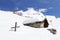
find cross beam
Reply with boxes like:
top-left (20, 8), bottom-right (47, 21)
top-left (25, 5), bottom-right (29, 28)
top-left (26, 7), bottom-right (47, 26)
top-left (11, 22), bottom-right (20, 31)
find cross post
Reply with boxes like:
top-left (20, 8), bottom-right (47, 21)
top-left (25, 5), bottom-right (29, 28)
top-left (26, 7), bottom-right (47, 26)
top-left (11, 22), bottom-right (20, 32)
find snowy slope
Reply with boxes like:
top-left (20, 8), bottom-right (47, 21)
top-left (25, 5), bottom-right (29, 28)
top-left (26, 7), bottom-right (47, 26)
top-left (0, 10), bottom-right (60, 40)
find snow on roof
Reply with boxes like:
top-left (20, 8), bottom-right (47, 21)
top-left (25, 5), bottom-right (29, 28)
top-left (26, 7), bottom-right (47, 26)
top-left (23, 18), bottom-right (40, 24)
top-left (13, 8), bottom-right (46, 23)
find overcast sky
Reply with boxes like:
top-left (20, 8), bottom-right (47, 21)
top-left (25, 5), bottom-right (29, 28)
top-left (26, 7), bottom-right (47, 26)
top-left (0, 0), bottom-right (60, 17)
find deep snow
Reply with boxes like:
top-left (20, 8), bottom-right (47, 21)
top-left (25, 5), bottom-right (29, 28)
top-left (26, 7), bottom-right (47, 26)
top-left (0, 9), bottom-right (60, 40)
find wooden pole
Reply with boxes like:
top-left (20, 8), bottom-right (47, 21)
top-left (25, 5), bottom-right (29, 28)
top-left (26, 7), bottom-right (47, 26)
top-left (14, 22), bottom-right (17, 31)
top-left (11, 22), bottom-right (20, 32)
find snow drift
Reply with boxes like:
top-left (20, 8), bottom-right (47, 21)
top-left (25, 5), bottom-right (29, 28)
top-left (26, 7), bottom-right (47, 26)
top-left (0, 8), bottom-right (60, 40)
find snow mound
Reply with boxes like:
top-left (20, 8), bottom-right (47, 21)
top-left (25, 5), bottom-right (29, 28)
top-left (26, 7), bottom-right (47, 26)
top-left (0, 9), bottom-right (60, 40)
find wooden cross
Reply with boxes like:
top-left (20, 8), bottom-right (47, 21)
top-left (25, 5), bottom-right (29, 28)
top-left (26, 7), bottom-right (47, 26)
top-left (11, 22), bottom-right (20, 31)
